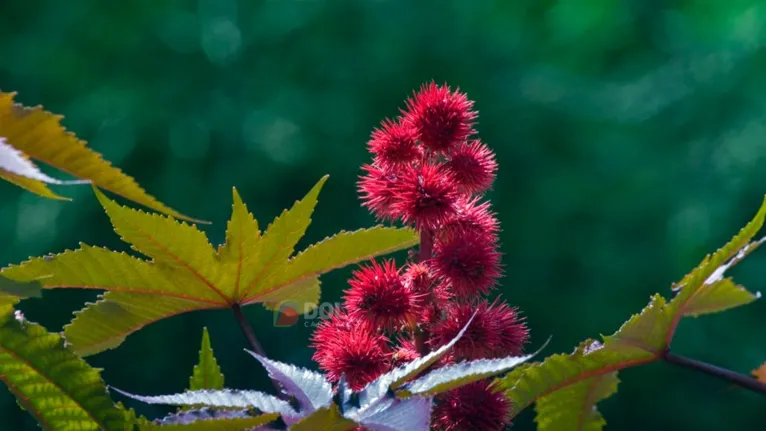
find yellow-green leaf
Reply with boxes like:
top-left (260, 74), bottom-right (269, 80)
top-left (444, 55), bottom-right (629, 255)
top-left (534, 371), bottom-right (619, 431)
top-left (1, 176), bottom-right (418, 356)
top-left (0, 91), bottom-right (197, 220)
top-left (666, 195), bottom-right (766, 322)
top-left (0, 169), bottom-right (67, 200)
top-left (500, 197), bottom-right (766, 423)
top-left (289, 405), bottom-right (358, 431)
top-left (189, 328), bottom-right (225, 391)
top-left (237, 175), bottom-right (329, 300)
top-left (219, 188), bottom-right (261, 298)
top-left (0, 307), bottom-right (131, 430)
top-left (678, 278), bottom-right (760, 317)
top-left (498, 295), bottom-right (666, 418)
top-left (248, 226), bottom-right (420, 305)
top-left (258, 277), bottom-right (321, 313)
top-left (0, 275), bottom-right (42, 308)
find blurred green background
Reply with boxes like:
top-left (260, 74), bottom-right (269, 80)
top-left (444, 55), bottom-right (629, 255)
top-left (1, 0), bottom-right (766, 429)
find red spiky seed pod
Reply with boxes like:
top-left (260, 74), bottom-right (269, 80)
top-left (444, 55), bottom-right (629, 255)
top-left (430, 300), bottom-right (528, 361)
top-left (403, 262), bottom-right (452, 324)
top-left (432, 381), bottom-right (512, 431)
top-left (344, 259), bottom-right (421, 331)
top-left (403, 82), bottom-right (477, 154)
top-left (440, 197), bottom-right (500, 242)
top-left (358, 164), bottom-right (403, 222)
top-left (390, 336), bottom-right (421, 367)
top-left (445, 139), bottom-right (497, 194)
top-left (311, 311), bottom-right (391, 390)
top-left (368, 118), bottom-right (422, 170)
top-left (432, 232), bottom-right (502, 297)
top-left (391, 162), bottom-right (460, 230)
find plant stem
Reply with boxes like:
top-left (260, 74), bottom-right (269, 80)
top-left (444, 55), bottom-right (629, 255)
top-left (232, 304), bottom-right (267, 357)
top-left (418, 229), bottom-right (434, 262)
top-left (663, 350), bottom-right (766, 395)
top-left (231, 304), bottom-right (286, 398)
top-left (413, 229), bottom-right (434, 356)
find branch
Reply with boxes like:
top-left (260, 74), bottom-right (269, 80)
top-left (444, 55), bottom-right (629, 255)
top-left (232, 304), bottom-right (267, 357)
top-left (413, 229), bottom-right (434, 356)
top-left (663, 350), bottom-right (766, 395)
top-left (418, 229), bottom-right (433, 262)
top-left (231, 304), bottom-right (285, 398)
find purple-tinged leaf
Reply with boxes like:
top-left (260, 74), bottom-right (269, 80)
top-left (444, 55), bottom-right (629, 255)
top-left (246, 350), bottom-right (333, 413)
top-left (354, 396), bottom-right (433, 431)
top-left (110, 387), bottom-right (298, 419)
top-left (351, 312), bottom-right (477, 417)
top-left (154, 407), bottom-right (250, 425)
top-left (398, 354), bottom-right (534, 397)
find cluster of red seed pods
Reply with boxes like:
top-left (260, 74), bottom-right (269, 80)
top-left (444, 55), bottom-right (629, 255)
top-left (311, 82), bottom-right (529, 431)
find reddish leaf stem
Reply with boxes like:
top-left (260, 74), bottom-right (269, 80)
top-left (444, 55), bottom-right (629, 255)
top-left (413, 229), bottom-right (434, 356)
top-left (663, 350), bottom-right (766, 395)
top-left (232, 304), bottom-right (267, 357)
top-left (231, 304), bottom-right (286, 398)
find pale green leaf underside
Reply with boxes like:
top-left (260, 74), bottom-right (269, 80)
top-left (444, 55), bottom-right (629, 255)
top-left (535, 372), bottom-right (619, 431)
top-left (1, 176), bottom-right (417, 356)
top-left (0, 307), bottom-right (130, 431)
top-left (189, 328), bottom-right (224, 391)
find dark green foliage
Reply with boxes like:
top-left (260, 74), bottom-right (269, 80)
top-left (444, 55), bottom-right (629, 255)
top-left (0, 305), bottom-right (131, 430)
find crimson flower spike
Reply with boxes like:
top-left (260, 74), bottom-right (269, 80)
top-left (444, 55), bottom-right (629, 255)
top-left (314, 81), bottom-right (531, 430)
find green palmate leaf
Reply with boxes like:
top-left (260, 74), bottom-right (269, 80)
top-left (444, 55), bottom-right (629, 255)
top-left (666, 196), bottom-right (766, 323)
top-left (500, 196), bottom-right (766, 426)
top-left (258, 276), bottom-right (321, 314)
top-left (678, 277), bottom-right (760, 318)
top-left (0, 307), bottom-right (131, 430)
top-left (498, 294), bottom-right (667, 418)
top-left (0, 137), bottom-right (88, 200)
top-left (250, 226), bottom-right (421, 306)
top-left (534, 371), bottom-right (619, 431)
top-left (0, 91), bottom-right (197, 220)
top-left (1, 176), bottom-right (418, 357)
top-left (0, 275), bottom-right (42, 308)
top-left (189, 328), bottom-right (224, 391)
